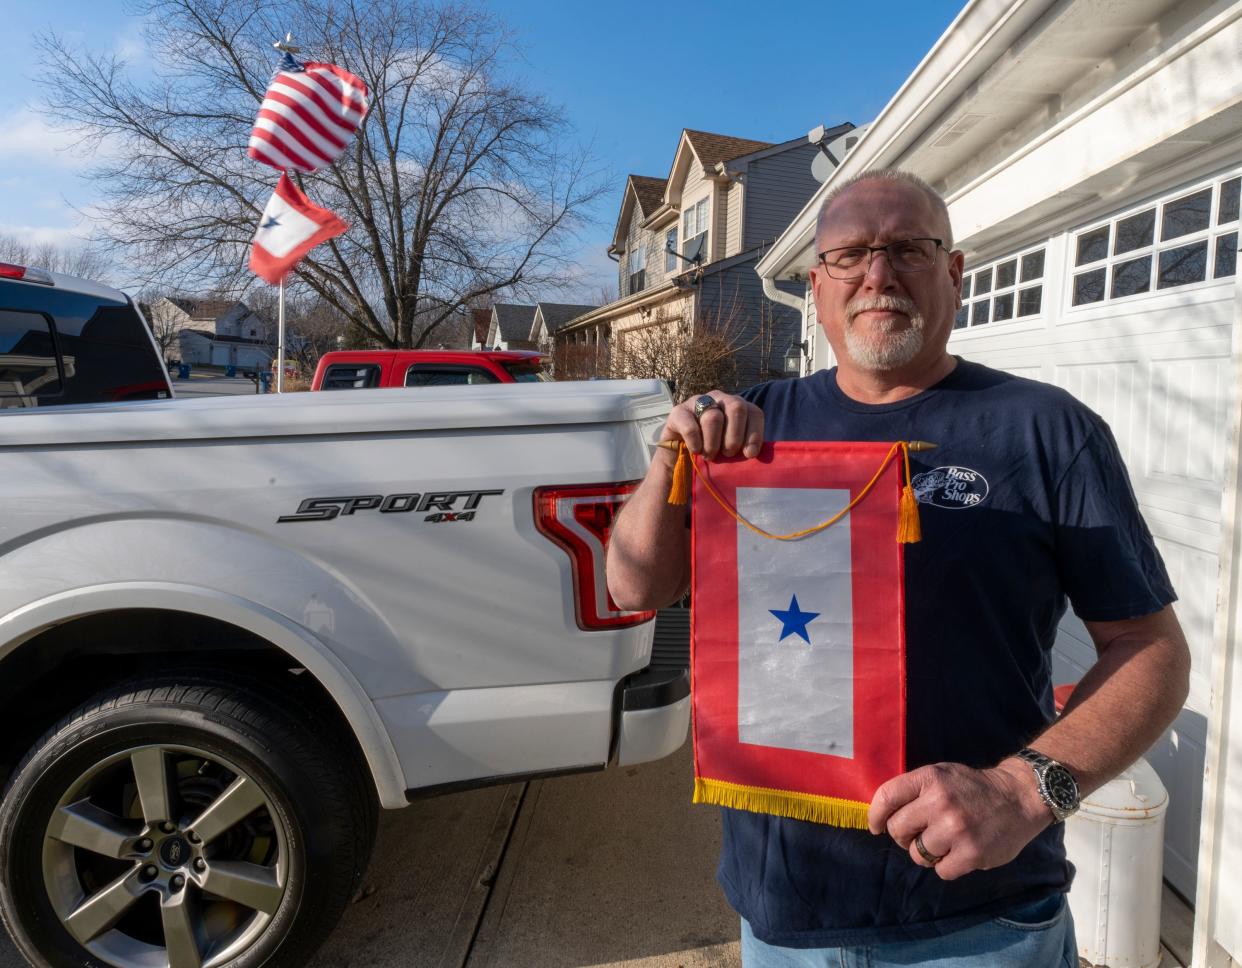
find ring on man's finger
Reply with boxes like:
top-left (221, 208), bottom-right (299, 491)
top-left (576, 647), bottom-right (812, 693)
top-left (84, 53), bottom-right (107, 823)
top-left (914, 833), bottom-right (943, 866)
top-left (693, 395), bottom-right (720, 421)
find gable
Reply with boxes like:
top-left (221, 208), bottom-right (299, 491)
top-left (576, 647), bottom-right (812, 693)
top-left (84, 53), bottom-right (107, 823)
top-left (611, 175), bottom-right (669, 251)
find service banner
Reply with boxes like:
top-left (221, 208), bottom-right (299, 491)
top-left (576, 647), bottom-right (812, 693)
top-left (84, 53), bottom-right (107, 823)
top-left (690, 441), bottom-right (907, 829)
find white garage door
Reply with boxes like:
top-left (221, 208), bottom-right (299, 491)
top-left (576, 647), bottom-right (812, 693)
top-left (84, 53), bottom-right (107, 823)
top-left (947, 167), bottom-right (1241, 899)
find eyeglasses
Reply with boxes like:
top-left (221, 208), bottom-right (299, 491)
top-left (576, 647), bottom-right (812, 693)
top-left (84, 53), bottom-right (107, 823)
top-left (817, 238), bottom-right (946, 280)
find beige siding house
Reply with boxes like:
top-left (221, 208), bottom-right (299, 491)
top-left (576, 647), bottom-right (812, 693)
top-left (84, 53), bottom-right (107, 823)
top-left (148, 297), bottom-right (274, 369)
top-left (557, 126), bottom-right (852, 395)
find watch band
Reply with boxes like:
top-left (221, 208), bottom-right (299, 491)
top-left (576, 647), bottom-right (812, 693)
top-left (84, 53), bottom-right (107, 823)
top-left (1014, 747), bottom-right (1079, 822)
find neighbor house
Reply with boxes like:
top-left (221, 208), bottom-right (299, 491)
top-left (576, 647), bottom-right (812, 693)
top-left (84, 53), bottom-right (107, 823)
top-left (148, 297), bottom-right (274, 369)
top-left (529, 302), bottom-right (599, 355)
top-left (477, 303), bottom-right (537, 351)
top-left (755, 1), bottom-right (1242, 962)
top-left (557, 125), bottom-right (854, 394)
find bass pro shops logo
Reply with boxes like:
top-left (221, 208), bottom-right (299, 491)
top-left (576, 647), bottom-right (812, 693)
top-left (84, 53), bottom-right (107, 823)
top-left (910, 466), bottom-right (989, 509)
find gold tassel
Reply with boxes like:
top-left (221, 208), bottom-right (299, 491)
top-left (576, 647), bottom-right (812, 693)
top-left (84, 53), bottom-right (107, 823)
top-left (898, 484), bottom-right (921, 543)
top-left (667, 443), bottom-right (691, 505)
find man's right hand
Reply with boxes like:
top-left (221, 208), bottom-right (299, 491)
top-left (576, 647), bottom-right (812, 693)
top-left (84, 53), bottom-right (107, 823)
top-left (605, 390), bottom-right (764, 611)
top-left (660, 391), bottom-right (765, 463)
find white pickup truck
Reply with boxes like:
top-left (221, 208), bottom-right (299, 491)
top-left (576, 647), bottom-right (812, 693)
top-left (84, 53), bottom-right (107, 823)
top-left (0, 377), bottom-right (689, 968)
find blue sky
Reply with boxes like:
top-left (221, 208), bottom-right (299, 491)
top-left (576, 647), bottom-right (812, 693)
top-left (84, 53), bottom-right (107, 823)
top-left (1, 0), bottom-right (964, 297)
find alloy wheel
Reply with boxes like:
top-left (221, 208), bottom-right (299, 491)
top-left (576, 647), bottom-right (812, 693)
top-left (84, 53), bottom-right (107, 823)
top-left (40, 743), bottom-right (289, 968)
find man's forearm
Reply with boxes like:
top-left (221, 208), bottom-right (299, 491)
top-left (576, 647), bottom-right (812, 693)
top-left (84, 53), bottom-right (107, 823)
top-left (606, 451), bottom-right (692, 611)
top-left (1018, 606), bottom-right (1190, 796)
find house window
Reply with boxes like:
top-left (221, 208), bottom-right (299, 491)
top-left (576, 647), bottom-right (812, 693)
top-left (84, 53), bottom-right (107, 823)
top-left (1070, 174), bottom-right (1239, 307)
top-left (665, 228), bottom-right (678, 273)
top-left (682, 197), bottom-right (709, 261)
top-left (954, 245), bottom-right (1047, 330)
top-left (628, 242), bottom-right (646, 293)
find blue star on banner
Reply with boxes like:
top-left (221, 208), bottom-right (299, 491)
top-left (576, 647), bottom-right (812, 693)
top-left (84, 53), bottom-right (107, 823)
top-left (261, 215), bottom-right (281, 229)
top-left (769, 594), bottom-right (820, 644)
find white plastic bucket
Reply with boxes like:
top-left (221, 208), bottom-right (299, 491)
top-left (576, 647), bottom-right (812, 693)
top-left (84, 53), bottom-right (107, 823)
top-left (1064, 756), bottom-right (1169, 968)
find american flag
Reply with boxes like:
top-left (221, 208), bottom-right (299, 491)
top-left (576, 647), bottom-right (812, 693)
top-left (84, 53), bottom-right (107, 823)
top-left (248, 61), bottom-right (369, 173)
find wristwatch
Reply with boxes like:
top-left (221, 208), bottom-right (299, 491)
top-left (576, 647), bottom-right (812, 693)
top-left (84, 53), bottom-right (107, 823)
top-left (1013, 748), bottom-right (1080, 822)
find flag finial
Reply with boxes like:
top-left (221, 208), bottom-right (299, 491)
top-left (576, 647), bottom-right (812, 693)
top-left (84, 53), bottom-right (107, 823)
top-left (273, 32), bottom-right (304, 73)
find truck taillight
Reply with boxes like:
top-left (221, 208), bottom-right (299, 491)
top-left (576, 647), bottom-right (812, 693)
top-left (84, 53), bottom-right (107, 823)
top-left (533, 482), bottom-right (656, 631)
top-left (0, 262), bottom-right (54, 285)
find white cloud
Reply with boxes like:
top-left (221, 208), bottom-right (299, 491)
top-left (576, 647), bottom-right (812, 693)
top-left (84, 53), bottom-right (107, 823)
top-left (112, 17), bottom-right (153, 70)
top-left (0, 110), bottom-right (95, 170)
top-left (0, 222), bottom-right (92, 248)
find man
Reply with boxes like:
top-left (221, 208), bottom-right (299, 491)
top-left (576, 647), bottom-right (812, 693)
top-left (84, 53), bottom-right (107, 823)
top-left (606, 170), bottom-right (1190, 966)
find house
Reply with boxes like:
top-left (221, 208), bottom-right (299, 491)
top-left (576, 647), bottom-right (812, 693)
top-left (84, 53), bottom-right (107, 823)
top-left (478, 303), bottom-right (538, 350)
top-left (754, 1), bottom-right (1242, 962)
top-left (148, 297), bottom-right (275, 369)
top-left (557, 125), bottom-right (854, 394)
top-left (528, 302), bottom-right (598, 355)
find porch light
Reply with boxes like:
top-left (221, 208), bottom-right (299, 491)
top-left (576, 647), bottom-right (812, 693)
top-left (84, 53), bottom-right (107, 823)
top-left (784, 340), bottom-right (807, 376)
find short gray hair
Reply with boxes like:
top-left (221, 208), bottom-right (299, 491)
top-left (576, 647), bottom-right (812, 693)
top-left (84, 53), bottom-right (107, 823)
top-left (814, 168), bottom-right (953, 253)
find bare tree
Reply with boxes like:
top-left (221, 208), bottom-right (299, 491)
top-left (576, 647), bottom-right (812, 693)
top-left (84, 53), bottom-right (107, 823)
top-left (0, 233), bottom-right (110, 281)
top-left (608, 304), bottom-right (745, 401)
top-left (38, 0), bottom-right (606, 348)
top-left (552, 337), bottom-right (609, 381)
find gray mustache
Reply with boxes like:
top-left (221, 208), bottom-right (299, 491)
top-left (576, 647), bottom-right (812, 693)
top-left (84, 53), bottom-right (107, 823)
top-left (846, 296), bottom-right (919, 324)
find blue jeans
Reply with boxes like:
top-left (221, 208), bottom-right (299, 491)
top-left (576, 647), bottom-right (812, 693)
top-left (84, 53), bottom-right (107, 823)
top-left (741, 894), bottom-right (1076, 967)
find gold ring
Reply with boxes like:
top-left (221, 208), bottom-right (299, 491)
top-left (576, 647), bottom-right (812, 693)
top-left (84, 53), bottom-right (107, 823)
top-left (914, 833), bottom-right (943, 865)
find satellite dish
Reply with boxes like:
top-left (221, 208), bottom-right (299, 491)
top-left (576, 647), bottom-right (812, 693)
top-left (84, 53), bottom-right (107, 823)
top-left (811, 151), bottom-right (834, 184)
top-left (825, 123), bottom-right (871, 166)
top-left (683, 233), bottom-right (706, 264)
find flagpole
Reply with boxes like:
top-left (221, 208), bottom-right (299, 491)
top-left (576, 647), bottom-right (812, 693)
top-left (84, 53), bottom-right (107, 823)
top-left (277, 277), bottom-right (286, 393)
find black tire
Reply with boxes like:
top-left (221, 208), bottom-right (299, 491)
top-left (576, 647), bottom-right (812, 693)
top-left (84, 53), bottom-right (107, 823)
top-left (0, 672), bottom-right (377, 968)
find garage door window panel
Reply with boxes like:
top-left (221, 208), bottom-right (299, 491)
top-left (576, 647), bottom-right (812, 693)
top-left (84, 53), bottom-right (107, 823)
top-left (957, 245), bottom-right (1046, 330)
top-left (1215, 233), bottom-right (1237, 280)
top-left (993, 292), bottom-right (1014, 321)
top-left (1113, 209), bottom-right (1155, 256)
top-left (1076, 226), bottom-right (1109, 265)
top-left (1073, 268), bottom-right (1106, 306)
top-left (1069, 173), bottom-right (1240, 306)
top-left (1158, 242), bottom-right (1208, 290)
top-left (1220, 178), bottom-right (1239, 224)
top-left (1161, 189), bottom-right (1211, 242)
top-left (1020, 250), bottom-right (1045, 282)
top-left (1018, 286), bottom-right (1043, 317)
top-left (1111, 255), bottom-right (1152, 299)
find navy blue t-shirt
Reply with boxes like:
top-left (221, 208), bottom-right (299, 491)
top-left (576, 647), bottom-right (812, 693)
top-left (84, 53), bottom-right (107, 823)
top-left (718, 359), bottom-right (1176, 947)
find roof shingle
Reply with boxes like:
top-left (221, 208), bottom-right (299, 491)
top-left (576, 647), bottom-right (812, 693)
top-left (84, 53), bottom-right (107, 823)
top-left (536, 302), bottom-right (599, 335)
top-left (492, 303), bottom-right (538, 342)
top-left (629, 175), bottom-right (668, 216)
top-left (683, 130), bottom-right (775, 169)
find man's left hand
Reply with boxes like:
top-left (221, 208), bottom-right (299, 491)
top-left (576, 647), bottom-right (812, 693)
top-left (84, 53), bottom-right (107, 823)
top-left (867, 760), bottom-right (1053, 880)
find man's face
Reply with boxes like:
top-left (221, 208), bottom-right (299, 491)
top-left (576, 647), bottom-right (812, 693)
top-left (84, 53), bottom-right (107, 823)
top-left (808, 180), bottom-right (963, 378)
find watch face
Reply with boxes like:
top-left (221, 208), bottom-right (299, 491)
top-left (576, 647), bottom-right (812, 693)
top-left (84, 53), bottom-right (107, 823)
top-left (1044, 765), bottom-right (1079, 811)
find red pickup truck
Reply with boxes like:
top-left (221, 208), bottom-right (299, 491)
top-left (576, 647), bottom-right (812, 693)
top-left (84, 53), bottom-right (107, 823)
top-left (311, 349), bottom-right (549, 390)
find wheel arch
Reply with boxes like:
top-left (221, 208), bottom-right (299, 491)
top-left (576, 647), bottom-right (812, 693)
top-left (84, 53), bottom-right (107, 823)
top-left (0, 582), bottom-right (408, 807)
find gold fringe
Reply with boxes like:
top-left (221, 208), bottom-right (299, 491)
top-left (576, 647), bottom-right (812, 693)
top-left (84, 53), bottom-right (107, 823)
top-left (667, 443), bottom-right (691, 505)
top-left (898, 484), bottom-right (921, 544)
top-left (693, 776), bottom-right (871, 829)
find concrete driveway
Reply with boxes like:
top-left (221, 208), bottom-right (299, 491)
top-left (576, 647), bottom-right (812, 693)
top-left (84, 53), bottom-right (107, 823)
top-left (0, 744), bottom-right (742, 968)
top-left (169, 372), bottom-right (262, 398)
